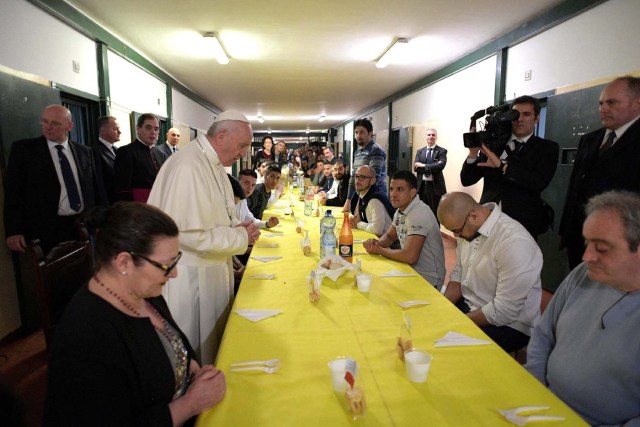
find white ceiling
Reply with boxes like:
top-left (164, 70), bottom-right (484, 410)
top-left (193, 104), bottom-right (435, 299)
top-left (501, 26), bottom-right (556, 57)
top-left (67, 0), bottom-right (566, 133)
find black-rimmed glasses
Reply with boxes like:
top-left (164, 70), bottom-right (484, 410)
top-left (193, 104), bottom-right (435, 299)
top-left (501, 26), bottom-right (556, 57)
top-left (354, 175), bottom-right (375, 181)
top-left (130, 251), bottom-right (182, 276)
top-left (448, 213), bottom-right (470, 236)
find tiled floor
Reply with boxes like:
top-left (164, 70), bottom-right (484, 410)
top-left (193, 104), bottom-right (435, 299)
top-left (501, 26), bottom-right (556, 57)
top-left (0, 233), bottom-right (457, 426)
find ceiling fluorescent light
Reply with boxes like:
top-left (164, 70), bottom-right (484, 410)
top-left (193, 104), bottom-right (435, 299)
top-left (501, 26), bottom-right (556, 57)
top-left (376, 38), bottom-right (409, 69)
top-left (257, 116), bottom-right (265, 123)
top-left (318, 115), bottom-right (326, 122)
top-left (203, 32), bottom-right (230, 65)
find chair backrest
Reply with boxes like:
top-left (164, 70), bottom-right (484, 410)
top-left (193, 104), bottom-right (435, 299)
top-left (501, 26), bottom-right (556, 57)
top-left (28, 239), bottom-right (94, 347)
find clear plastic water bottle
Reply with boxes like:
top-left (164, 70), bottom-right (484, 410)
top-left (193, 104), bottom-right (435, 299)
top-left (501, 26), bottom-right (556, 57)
top-left (304, 188), bottom-right (314, 216)
top-left (320, 210), bottom-right (336, 258)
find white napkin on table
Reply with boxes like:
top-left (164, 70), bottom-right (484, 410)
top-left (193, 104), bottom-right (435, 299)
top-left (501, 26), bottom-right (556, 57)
top-left (234, 309), bottom-right (283, 322)
top-left (380, 270), bottom-right (418, 277)
top-left (353, 238), bottom-right (366, 244)
top-left (251, 256), bottom-right (283, 263)
top-left (247, 274), bottom-right (277, 280)
top-left (397, 300), bottom-right (430, 308)
top-left (435, 331), bottom-right (491, 347)
top-left (256, 243), bottom-right (279, 248)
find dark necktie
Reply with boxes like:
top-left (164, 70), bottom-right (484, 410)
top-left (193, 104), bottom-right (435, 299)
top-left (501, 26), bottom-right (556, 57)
top-left (55, 145), bottom-right (82, 212)
top-left (112, 145), bottom-right (117, 157)
top-left (600, 131), bottom-right (616, 153)
top-left (506, 139), bottom-right (523, 158)
top-left (172, 146), bottom-right (177, 154)
top-left (426, 148), bottom-right (433, 164)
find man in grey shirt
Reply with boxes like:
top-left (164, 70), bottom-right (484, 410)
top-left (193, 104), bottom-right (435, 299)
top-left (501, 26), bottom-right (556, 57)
top-left (363, 170), bottom-right (444, 289)
top-left (525, 190), bottom-right (640, 426)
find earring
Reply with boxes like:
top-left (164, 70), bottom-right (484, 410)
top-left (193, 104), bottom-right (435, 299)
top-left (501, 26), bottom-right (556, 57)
top-left (121, 271), bottom-right (128, 276)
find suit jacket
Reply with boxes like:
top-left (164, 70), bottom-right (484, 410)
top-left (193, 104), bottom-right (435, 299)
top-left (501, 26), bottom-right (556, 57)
top-left (414, 145), bottom-right (447, 196)
top-left (559, 119), bottom-right (640, 239)
top-left (94, 141), bottom-right (117, 205)
top-left (3, 136), bottom-right (106, 247)
top-left (156, 142), bottom-right (175, 160)
top-left (114, 139), bottom-right (166, 201)
top-left (460, 135), bottom-right (559, 236)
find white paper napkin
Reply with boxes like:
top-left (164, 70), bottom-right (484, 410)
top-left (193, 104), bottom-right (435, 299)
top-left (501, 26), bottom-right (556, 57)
top-left (435, 331), bottom-right (491, 347)
top-left (397, 300), bottom-right (430, 308)
top-left (380, 270), bottom-right (418, 277)
top-left (251, 256), bottom-right (283, 263)
top-left (234, 309), bottom-right (282, 322)
top-left (497, 406), bottom-right (565, 426)
top-left (256, 243), bottom-right (279, 248)
top-left (353, 238), bottom-right (366, 244)
top-left (248, 274), bottom-right (277, 280)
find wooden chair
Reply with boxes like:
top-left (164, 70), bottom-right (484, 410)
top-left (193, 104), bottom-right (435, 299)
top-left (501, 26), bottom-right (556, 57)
top-left (28, 239), bottom-right (94, 348)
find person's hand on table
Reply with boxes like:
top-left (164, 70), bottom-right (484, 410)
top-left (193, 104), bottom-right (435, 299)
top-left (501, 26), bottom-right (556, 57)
top-left (363, 238), bottom-right (382, 254)
top-left (239, 221), bottom-right (260, 245)
top-left (266, 217), bottom-right (279, 228)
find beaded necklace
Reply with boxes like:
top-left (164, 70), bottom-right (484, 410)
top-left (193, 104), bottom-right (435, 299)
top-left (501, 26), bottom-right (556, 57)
top-left (94, 274), bottom-right (189, 398)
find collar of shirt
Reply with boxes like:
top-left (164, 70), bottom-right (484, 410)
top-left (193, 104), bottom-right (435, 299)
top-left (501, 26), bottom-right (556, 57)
top-left (508, 132), bottom-right (533, 144)
top-left (426, 144), bottom-right (437, 150)
top-left (611, 114), bottom-right (640, 139)
top-left (98, 137), bottom-right (115, 151)
top-left (47, 139), bottom-right (69, 150)
top-left (477, 202), bottom-right (501, 238)
top-left (398, 194), bottom-right (421, 216)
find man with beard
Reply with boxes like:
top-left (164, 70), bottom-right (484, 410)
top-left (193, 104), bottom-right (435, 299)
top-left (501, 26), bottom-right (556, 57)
top-left (319, 160), bottom-right (349, 207)
top-left (348, 118), bottom-right (387, 201)
top-left (438, 191), bottom-right (542, 353)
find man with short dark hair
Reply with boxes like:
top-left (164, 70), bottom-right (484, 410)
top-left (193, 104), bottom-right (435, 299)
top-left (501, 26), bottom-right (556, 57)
top-left (363, 170), bottom-right (445, 289)
top-left (114, 113), bottom-right (167, 202)
top-left (349, 165), bottom-right (394, 237)
top-left (94, 116), bottom-right (121, 204)
top-left (322, 146), bottom-right (336, 164)
top-left (526, 190), bottom-right (640, 426)
top-left (560, 76), bottom-right (640, 269)
top-left (438, 191), bottom-right (542, 353)
top-left (247, 164), bottom-right (281, 219)
top-left (319, 160), bottom-right (350, 207)
top-left (237, 169), bottom-right (279, 229)
top-left (348, 118), bottom-right (387, 200)
top-left (460, 95), bottom-right (559, 239)
top-left (319, 163), bottom-right (334, 193)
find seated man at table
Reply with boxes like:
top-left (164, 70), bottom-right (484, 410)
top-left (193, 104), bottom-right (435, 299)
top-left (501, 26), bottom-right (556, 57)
top-left (247, 163), bottom-right (281, 219)
top-left (318, 162), bottom-right (334, 193)
top-left (363, 170), bottom-right (445, 289)
top-left (319, 160), bottom-right (350, 207)
top-left (349, 165), bottom-right (394, 237)
top-left (525, 190), bottom-right (640, 426)
top-left (438, 191), bottom-right (542, 353)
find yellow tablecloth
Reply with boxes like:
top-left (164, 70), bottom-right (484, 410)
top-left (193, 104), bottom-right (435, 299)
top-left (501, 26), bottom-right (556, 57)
top-left (197, 198), bottom-right (585, 426)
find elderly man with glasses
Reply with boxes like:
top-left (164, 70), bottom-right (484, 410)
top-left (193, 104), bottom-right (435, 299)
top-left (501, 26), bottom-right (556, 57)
top-left (437, 191), bottom-right (542, 353)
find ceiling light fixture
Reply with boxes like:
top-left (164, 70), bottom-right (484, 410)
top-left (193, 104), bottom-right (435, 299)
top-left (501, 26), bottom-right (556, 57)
top-left (376, 38), bottom-right (409, 69)
top-left (257, 116), bottom-right (265, 123)
top-left (318, 115), bottom-right (326, 122)
top-left (203, 32), bottom-right (230, 65)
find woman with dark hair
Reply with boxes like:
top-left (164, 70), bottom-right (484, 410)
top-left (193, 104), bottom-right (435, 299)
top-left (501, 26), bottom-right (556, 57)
top-left (45, 202), bottom-right (226, 426)
top-left (252, 136), bottom-right (274, 167)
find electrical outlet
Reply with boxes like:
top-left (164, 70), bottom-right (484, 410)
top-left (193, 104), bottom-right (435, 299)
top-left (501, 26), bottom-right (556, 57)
top-left (72, 60), bottom-right (80, 73)
top-left (524, 70), bottom-right (532, 81)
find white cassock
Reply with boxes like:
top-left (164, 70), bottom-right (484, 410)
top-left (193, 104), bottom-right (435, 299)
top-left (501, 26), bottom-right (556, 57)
top-left (148, 134), bottom-right (248, 364)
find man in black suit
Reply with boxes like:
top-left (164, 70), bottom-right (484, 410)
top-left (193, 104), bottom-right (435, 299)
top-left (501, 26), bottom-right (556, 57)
top-left (4, 105), bottom-right (106, 254)
top-left (461, 95), bottom-right (559, 240)
top-left (414, 128), bottom-right (447, 222)
top-left (157, 127), bottom-right (181, 159)
top-left (94, 116), bottom-right (121, 204)
top-left (559, 76), bottom-right (640, 269)
top-left (114, 113), bottom-right (166, 203)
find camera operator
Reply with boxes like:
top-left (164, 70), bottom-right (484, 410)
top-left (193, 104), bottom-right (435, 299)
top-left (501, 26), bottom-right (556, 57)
top-left (460, 95), bottom-right (559, 240)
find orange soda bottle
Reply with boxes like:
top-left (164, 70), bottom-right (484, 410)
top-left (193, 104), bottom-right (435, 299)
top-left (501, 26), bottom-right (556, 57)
top-left (339, 212), bottom-right (353, 262)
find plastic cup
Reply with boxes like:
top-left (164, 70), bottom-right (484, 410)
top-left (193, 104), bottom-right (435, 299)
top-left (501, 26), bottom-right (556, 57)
top-left (356, 274), bottom-right (372, 292)
top-left (404, 349), bottom-right (432, 383)
top-left (327, 357), bottom-right (357, 392)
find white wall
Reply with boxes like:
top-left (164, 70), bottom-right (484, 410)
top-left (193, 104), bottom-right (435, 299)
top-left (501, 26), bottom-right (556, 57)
top-left (506, 0), bottom-right (640, 98)
top-left (171, 88), bottom-right (216, 134)
top-left (392, 56), bottom-right (497, 201)
top-left (0, 0), bottom-right (99, 96)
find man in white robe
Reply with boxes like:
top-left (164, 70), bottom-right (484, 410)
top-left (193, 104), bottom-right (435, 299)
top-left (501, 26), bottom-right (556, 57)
top-left (148, 111), bottom-right (260, 364)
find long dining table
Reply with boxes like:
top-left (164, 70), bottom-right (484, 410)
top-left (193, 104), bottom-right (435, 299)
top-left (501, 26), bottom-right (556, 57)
top-left (196, 192), bottom-right (585, 426)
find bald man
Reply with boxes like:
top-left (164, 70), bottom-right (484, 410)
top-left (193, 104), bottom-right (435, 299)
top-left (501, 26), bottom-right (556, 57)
top-left (148, 111), bottom-right (260, 364)
top-left (158, 127), bottom-right (181, 159)
top-left (438, 191), bottom-right (542, 352)
top-left (4, 104), bottom-right (106, 253)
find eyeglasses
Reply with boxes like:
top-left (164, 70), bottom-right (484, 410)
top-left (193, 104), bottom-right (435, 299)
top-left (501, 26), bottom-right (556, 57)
top-left (354, 175), bottom-right (375, 181)
top-left (130, 251), bottom-right (182, 276)
top-left (448, 212), bottom-right (470, 236)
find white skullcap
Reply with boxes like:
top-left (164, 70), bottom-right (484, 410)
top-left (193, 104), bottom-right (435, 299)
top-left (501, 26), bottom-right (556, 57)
top-left (213, 110), bottom-right (250, 124)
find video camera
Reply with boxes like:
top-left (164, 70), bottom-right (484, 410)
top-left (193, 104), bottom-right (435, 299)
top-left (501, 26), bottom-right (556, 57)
top-left (462, 103), bottom-right (519, 154)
